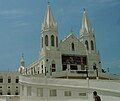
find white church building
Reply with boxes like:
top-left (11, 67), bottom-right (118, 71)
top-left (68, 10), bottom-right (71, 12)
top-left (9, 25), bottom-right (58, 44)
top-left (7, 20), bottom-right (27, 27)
top-left (18, 3), bottom-right (120, 101)
top-left (19, 3), bottom-right (103, 79)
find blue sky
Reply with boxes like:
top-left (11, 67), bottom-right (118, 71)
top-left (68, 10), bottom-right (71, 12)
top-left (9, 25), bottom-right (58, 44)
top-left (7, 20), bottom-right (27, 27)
top-left (0, 0), bottom-right (120, 74)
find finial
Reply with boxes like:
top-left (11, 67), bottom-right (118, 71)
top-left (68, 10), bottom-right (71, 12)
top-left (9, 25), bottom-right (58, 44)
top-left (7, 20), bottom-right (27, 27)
top-left (47, 0), bottom-right (50, 5)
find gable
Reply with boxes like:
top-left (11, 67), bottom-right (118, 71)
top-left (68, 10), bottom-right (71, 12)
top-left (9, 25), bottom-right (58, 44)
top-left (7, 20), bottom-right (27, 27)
top-left (59, 34), bottom-right (87, 55)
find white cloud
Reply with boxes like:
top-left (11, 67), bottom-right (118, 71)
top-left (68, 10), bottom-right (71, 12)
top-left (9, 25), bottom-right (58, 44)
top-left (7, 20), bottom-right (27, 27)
top-left (0, 9), bottom-right (31, 19)
top-left (19, 22), bottom-right (28, 26)
top-left (0, 9), bottom-right (31, 28)
top-left (15, 22), bottom-right (29, 27)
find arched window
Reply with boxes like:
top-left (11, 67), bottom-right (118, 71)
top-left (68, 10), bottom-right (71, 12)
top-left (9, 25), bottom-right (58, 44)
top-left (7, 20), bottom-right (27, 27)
top-left (91, 40), bottom-right (94, 50)
top-left (85, 40), bottom-right (89, 50)
top-left (15, 77), bottom-right (19, 83)
top-left (41, 65), bottom-right (43, 73)
top-left (51, 35), bottom-right (54, 46)
top-left (42, 37), bottom-right (43, 48)
top-left (0, 90), bottom-right (2, 95)
top-left (15, 91), bottom-right (19, 95)
top-left (71, 43), bottom-right (75, 51)
top-left (93, 63), bottom-right (97, 70)
top-left (56, 36), bottom-right (58, 47)
top-left (45, 35), bottom-right (48, 46)
top-left (0, 76), bottom-right (3, 83)
top-left (8, 76), bottom-right (11, 83)
top-left (7, 92), bottom-right (11, 95)
top-left (41, 61), bottom-right (43, 74)
top-left (51, 60), bottom-right (56, 72)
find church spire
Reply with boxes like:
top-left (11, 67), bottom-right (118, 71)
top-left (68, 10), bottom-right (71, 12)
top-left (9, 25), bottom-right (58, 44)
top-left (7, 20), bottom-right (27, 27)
top-left (40, 2), bottom-right (58, 52)
top-left (80, 9), bottom-right (97, 53)
top-left (20, 53), bottom-right (25, 67)
top-left (42, 2), bottom-right (57, 30)
top-left (80, 9), bottom-right (93, 35)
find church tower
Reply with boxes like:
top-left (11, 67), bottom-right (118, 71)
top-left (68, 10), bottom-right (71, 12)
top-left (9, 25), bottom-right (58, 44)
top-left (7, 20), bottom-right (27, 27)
top-left (40, 2), bottom-right (58, 54)
top-left (80, 9), bottom-right (96, 53)
top-left (39, 3), bottom-right (61, 76)
top-left (80, 9), bottom-right (102, 75)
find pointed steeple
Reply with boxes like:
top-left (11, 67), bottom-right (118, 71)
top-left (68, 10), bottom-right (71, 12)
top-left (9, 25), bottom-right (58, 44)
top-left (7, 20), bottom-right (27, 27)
top-left (20, 53), bottom-right (25, 67)
top-left (80, 9), bottom-right (93, 35)
top-left (80, 9), bottom-right (97, 53)
top-left (42, 2), bottom-right (57, 30)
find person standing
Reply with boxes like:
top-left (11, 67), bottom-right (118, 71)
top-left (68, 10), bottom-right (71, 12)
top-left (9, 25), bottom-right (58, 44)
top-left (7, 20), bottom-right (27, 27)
top-left (93, 91), bottom-right (101, 101)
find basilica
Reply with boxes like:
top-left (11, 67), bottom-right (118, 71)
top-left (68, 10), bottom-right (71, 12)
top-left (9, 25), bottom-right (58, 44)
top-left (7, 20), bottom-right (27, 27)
top-left (19, 3), bottom-right (103, 79)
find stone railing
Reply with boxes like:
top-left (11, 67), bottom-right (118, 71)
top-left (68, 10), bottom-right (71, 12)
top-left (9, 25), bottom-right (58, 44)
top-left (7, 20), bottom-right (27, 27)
top-left (20, 76), bottom-right (120, 93)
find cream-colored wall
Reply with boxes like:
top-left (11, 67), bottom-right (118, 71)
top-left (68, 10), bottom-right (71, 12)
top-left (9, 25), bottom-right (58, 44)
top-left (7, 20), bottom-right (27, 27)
top-left (0, 72), bottom-right (20, 95)
top-left (20, 77), bottom-right (120, 101)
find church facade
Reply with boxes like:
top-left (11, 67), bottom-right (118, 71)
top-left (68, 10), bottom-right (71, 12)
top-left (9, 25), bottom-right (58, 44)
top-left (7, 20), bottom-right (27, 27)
top-left (19, 3), bottom-right (103, 79)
